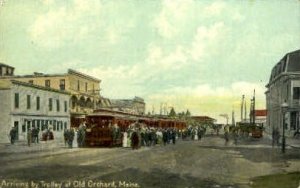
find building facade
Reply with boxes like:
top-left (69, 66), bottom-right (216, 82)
top-left (0, 80), bottom-right (70, 143)
top-left (109, 97), bottom-right (146, 115)
top-left (266, 49), bottom-right (300, 137)
top-left (0, 68), bottom-right (110, 127)
top-left (0, 63), bottom-right (14, 77)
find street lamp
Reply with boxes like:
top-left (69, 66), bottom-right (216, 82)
top-left (281, 101), bottom-right (288, 153)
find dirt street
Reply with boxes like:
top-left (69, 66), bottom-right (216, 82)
top-left (0, 136), bottom-right (299, 188)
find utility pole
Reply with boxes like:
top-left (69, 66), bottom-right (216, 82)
top-left (241, 95), bottom-right (244, 121)
top-left (253, 89), bottom-right (256, 124)
top-left (244, 99), bottom-right (247, 122)
top-left (250, 89), bottom-right (256, 124)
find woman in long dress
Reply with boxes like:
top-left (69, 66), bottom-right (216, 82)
top-left (122, 132), bottom-right (128, 147)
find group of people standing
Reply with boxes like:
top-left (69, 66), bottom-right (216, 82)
top-left (64, 123), bottom-right (86, 148)
top-left (9, 126), bottom-right (41, 146)
top-left (121, 122), bottom-right (187, 150)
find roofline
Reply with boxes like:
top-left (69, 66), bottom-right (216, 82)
top-left (68, 69), bottom-right (101, 82)
top-left (0, 63), bottom-right (15, 69)
top-left (9, 74), bottom-right (67, 78)
top-left (11, 80), bottom-right (71, 95)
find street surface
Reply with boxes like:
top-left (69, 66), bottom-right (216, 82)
top-left (0, 135), bottom-right (300, 188)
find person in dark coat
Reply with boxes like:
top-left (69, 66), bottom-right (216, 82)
top-left (9, 127), bottom-right (17, 144)
top-left (63, 129), bottom-right (68, 146)
top-left (131, 131), bottom-right (139, 150)
top-left (32, 127), bottom-right (39, 143)
top-left (162, 129), bottom-right (168, 146)
top-left (27, 128), bottom-right (32, 147)
top-left (67, 128), bottom-right (75, 148)
top-left (171, 129), bottom-right (176, 144)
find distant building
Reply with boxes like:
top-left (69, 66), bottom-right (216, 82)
top-left (266, 49), bottom-right (300, 137)
top-left (0, 80), bottom-right (70, 143)
top-left (109, 97), bottom-right (146, 115)
top-left (254, 109), bottom-right (267, 126)
top-left (191, 116), bottom-right (216, 124)
top-left (0, 63), bottom-right (14, 77)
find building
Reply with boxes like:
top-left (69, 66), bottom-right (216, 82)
top-left (0, 80), bottom-right (70, 143)
top-left (191, 116), bottom-right (216, 124)
top-left (255, 109), bottom-right (267, 124)
top-left (0, 68), bottom-right (108, 127)
top-left (266, 49), bottom-right (300, 137)
top-left (0, 63), bottom-right (14, 77)
top-left (109, 97), bottom-right (146, 115)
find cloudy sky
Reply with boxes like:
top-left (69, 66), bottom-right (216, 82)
top-left (0, 0), bottom-right (299, 123)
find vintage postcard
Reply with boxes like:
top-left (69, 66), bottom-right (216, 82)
top-left (0, 1), bottom-right (299, 188)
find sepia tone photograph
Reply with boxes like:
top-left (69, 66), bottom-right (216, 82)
top-left (0, 0), bottom-right (299, 188)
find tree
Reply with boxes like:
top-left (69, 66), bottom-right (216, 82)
top-left (185, 109), bottom-right (191, 117)
top-left (169, 107), bottom-right (176, 117)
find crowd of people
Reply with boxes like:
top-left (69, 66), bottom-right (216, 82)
top-left (116, 122), bottom-right (209, 150)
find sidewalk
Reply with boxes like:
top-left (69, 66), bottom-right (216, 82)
top-left (0, 139), bottom-right (80, 155)
top-left (264, 131), bottom-right (300, 149)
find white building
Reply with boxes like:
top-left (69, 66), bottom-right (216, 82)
top-left (266, 49), bottom-right (300, 137)
top-left (0, 80), bottom-right (70, 143)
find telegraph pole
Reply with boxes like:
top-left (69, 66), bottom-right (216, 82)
top-left (241, 95), bottom-right (244, 121)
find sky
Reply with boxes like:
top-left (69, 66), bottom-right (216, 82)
top-left (0, 0), bottom-right (299, 123)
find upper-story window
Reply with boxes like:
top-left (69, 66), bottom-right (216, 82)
top-left (49, 98), bottom-right (53, 111)
top-left (14, 93), bottom-right (19, 108)
top-left (56, 99), bottom-right (60, 112)
top-left (77, 80), bottom-right (80, 91)
top-left (293, 87), bottom-right (300, 99)
top-left (27, 95), bottom-right (31, 109)
top-left (29, 80), bottom-right (34, 84)
top-left (45, 80), bottom-right (50, 87)
top-left (0, 67), bottom-right (2, 75)
top-left (36, 96), bottom-right (40, 110)
top-left (85, 82), bottom-right (88, 92)
top-left (64, 101), bottom-right (68, 112)
top-left (60, 79), bottom-right (65, 90)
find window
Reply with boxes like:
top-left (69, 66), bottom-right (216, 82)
top-left (85, 82), bottom-right (88, 92)
top-left (32, 120), bottom-right (35, 128)
top-left (56, 99), bottom-right (60, 112)
top-left (36, 96), bottom-right (40, 110)
top-left (77, 80), bottom-right (80, 91)
top-left (14, 93), bottom-right (19, 108)
top-left (45, 80), bottom-right (50, 87)
top-left (290, 112), bottom-right (297, 130)
top-left (53, 120), bottom-right (57, 131)
top-left (64, 101), bottom-right (68, 112)
top-left (37, 120), bottom-right (40, 130)
top-left (27, 121), bottom-right (31, 131)
top-left (293, 87), bottom-right (300, 99)
top-left (22, 124), bottom-right (26, 132)
top-left (57, 121), bottom-right (60, 131)
top-left (0, 67), bottom-right (2, 75)
top-left (64, 122), bottom-right (67, 130)
top-left (27, 95), bottom-right (31, 109)
top-left (41, 120), bottom-right (45, 131)
top-left (29, 80), bottom-right (34, 84)
top-left (14, 121), bottom-right (19, 140)
top-left (49, 98), bottom-right (53, 111)
top-left (60, 79), bottom-right (65, 90)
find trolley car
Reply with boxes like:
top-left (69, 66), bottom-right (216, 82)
top-left (84, 110), bottom-right (187, 147)
top-left (85, 114), bottom-right (134, 147)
